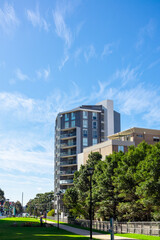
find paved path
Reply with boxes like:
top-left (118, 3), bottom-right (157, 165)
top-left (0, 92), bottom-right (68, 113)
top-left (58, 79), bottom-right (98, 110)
top-left (46, 220), bottom-right (138, 240)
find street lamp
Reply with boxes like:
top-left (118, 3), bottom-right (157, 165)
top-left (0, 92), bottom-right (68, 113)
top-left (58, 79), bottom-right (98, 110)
top-left (87, 167), bottom-right (94, 240)
top-left (56, 191), bottom-right (62, 229)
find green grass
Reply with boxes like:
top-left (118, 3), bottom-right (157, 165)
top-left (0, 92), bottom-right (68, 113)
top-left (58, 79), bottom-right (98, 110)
top-left (0, 217), bottom-right (99, 240)
top-left (115, 233), bottom-right (160, 240)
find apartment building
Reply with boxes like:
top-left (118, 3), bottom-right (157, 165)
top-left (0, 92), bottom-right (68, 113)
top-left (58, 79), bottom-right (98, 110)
top-left (54, 100), bottom-right (120, 199)
top-left (78, 127), bottom-right (160, 169)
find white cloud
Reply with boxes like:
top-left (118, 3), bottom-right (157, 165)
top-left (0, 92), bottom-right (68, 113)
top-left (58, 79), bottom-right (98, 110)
top-left (136, 19), bottom-right (155, 49)
top-left (148, 58), bottom-right (160, 70)
top-left (59, 55), bottom-right (69, 71)
top-left (101, 43), bottom-right (113, 57)
top-left (84, 45), bottom-right (96, 62)
top-left (113, 66), bottom-right (139, 86)
top-left (0, 2), bottom-right (19, 33)
top-left (36, 66), bottom-right (50, 80)
top-left (15, 68), bottom-right (29, 81)
top-left (53, 6), bottom-right (72, 48)
top-left (26, 5), bottom-right (49, 31)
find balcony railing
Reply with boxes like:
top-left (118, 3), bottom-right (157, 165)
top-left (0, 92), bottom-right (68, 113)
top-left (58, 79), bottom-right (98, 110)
top-left (60, 160), bottom-right (77, 165)
top-left (60, 170), bottom-right (76, 175)
top-left (61, 142), bottom-right (76, 147)
top-left (60, 180), bottom-right (73, 184)
top-left (61, 133), bottom-right (76, 138)
top-left (60, 152), bottom-right (76, 157)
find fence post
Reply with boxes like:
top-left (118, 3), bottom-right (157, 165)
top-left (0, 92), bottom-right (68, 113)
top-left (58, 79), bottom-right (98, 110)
top-left (150, 223), bottom-right (152, 235)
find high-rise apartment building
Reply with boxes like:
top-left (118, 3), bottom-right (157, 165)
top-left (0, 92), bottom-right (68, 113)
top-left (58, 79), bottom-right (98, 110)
top-left (54, 100), bottom-right (120, 197)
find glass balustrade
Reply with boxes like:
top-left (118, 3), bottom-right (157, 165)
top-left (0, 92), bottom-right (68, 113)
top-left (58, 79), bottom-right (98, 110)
top-left (60, 179), bottom-right (73, 184)
top-left (60, 160), bottom-right (76, 165)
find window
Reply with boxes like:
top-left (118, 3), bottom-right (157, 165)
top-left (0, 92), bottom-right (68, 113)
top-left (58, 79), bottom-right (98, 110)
top-left (83, 119), bottom-right (88, 128)
top-left (83, 129), bottom-right (88, 137)
top-left (71, 112), bottom-right (75, 120)
top-left (71, 120), bottom-right (75, 127)
top-left (65, 121), bottom-right (69, 129)
top-left (92, 112), bottom-right (97, 120)
top-left (92, 121), bottom-right (97, 129)
top-left (92, 130), bottom-right (97, 138)
top-left (83, 137), bottom-right (88, 146)
top-left (137, 134), bottom-right (143, 138)
top-left (92, 138), bottom-right (97, 145)
top-left (83, 111), bottom-right (88, 119)
top-left (118, 146), bottom-right (124, 152)
top-left (153, 137), bottom-right (160, 142)
top-left (65, 113), bottom-right (69, 121)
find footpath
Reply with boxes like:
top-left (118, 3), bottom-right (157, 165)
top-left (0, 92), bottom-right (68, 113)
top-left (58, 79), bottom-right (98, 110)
top-left (46, 220), bottom-right (138, 240)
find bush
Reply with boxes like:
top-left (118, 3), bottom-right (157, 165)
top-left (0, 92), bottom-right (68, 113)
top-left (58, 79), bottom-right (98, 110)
top-left (47, 209), bottom-right (55, 217)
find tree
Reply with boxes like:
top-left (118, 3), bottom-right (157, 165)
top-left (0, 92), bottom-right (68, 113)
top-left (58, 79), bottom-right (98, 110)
top-left (15, 201), bottom-right (23, 214)
top-left (136, 143), bottom-right (160, 220)
top-left (0, 188), bottom-right (5, 200)
top-left (26, 191), bottom-right (54, 216)
top-left (93, 151), bottom-right (123, 220)
top-left (114, 141), bottom-right (152, 221)
top-left (63, 152), bottom-right (102, 219)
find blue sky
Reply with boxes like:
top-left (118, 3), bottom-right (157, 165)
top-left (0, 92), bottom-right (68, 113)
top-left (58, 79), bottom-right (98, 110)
top-left (0, 0), bottom-right (160, 205)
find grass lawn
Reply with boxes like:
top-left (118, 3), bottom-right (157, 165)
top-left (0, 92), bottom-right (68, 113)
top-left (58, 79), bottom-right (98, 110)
top-left (0, 217), bottom-right (98, 240)
top-left (115, 233), bottom-right (160, 240)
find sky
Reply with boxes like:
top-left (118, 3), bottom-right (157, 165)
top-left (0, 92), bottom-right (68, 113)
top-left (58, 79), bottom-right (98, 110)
top-left (0, 0), bottom-right (160, 205)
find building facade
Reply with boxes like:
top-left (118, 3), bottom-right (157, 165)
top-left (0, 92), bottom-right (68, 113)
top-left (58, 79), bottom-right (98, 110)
top-left (78, 127), bottom-right (160, 169)
top-left (54, 100), bottom-right (120, 199)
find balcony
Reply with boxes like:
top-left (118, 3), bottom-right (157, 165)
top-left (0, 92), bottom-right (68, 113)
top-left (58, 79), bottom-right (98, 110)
top-left (60, 170), bottom-right (76, 175)
top-left (61, 143), bottom-right (76, 149)
top-left (60, 152), bottom-right (76, 158)
top-left (60, 179), bottom-right (74, 184)
top-left (60, 160), bottom-right (77, 166)
top-left (60, 133), bottom-right (76, 139)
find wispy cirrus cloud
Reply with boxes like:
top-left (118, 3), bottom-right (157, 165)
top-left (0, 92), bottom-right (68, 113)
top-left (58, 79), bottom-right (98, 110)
top-left (53, 10), bottom-right (72, 48)
top-left (84, 45), bottom-right (96, 62)
top-left (15, 68), bottom-right (29, 81)
top-left (136, 19), bottom-right (155, 49)
top-left (53, 1), bottom-right (82, 70)
top-left (101, 43), bottom-right (113, 58)
top-left (26, 5), bottom-right (49, 31)
top-left (0, 2), bottom-right (19, 34)
top-left (148, 58), bottom-right (160, 70)
top-left (36, 66), bottom-right (50, 80)
top-left (113, 66), bottom-right (139, 86)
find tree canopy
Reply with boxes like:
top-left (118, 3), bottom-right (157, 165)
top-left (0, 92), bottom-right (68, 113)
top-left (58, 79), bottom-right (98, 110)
top-left (63, 142), bottom-right (160, 221)
top-left (26, 191), bottom-right (54, 216)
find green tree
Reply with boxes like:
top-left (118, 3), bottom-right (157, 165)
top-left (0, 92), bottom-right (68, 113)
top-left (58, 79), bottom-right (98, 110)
top-left (63, 152), bottom-right (102, 219)
top-left (114, 141), bottom-right (152, 221)
top-left (0, 188), bottom-right (5, 200)
top-left (26, 191), bottom-right (54, 216)
top-left (136, 143), bottom-right (160, 220)
top-left (93, 151), bottom-right (123, 220)
top-left (15, 201), bottom-right (23, 214)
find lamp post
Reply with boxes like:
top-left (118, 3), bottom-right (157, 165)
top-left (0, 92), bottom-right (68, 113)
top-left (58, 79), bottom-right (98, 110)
top-left (56, 191), bottom-right (61, 229)
top-left (87, 167), bottom-right (94, 240)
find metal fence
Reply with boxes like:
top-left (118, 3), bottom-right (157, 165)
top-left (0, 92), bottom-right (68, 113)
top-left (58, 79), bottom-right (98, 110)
top-left (75, 219), bottom-right (160, 236)
top-left (47, 216), bottom-right (160, 236)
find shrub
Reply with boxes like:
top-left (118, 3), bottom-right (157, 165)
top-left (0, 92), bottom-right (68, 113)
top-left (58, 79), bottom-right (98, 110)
top-left (47, 209), bottom-right (55, 217)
